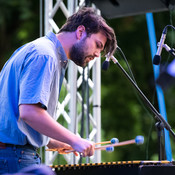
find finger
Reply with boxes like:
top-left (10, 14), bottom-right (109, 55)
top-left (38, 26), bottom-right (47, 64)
top-left (90, 145), bottom-right (95, 156)
top-left (73, 151), bottom-right (79, 156)
top-left (88, 144), bottom-right (94, 157)
top-left (58, 149), bottom-right (72, 154)
top-left (85, 142), bottom-right (94, 157)
top-left (64, 145), bottom-right (72, 150)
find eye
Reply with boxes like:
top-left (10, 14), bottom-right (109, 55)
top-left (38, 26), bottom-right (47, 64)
top-left (96, 42), bottom-right (100, 48)
top-left (96, 41), bottom-right (104, 52)
top-left (96, 41), bottom-right (103, 49)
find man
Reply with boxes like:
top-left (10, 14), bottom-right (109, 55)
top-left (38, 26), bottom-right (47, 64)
top-left (0, 7), bottom-right (117, 173)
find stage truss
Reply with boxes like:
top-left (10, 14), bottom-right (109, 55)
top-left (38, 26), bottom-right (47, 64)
top-left (42, 0), bottom-right (101, 165)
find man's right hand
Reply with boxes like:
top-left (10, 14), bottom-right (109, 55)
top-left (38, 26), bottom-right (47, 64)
top-left (71, 137), bottom-right (95, 157)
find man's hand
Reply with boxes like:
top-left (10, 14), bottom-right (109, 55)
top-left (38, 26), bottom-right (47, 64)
top-left (71, 137), bottom-right (95, 157)
top-left (47, 139), bottom-right (78, 156)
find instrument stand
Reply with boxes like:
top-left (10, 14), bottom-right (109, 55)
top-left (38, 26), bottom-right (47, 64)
top-left (109, 55), bottom-right (175, 160)
top-left (155, 121), bottom-right (166, 160)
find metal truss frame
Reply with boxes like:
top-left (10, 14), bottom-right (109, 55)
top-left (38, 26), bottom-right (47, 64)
top-left (42, 0), bottom-right (101, 165)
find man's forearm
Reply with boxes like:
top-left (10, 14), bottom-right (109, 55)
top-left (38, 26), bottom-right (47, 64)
top-left (19, 104), bottom-right (79, 146)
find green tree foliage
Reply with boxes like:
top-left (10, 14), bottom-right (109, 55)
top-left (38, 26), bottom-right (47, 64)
top-left (0, 0), bottom-right (175, 163)
top-left (0, 0), bottom-right (39, 68)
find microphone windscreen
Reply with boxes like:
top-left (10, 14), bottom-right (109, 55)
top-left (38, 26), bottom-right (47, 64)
top-left (153, 55), bottom-right (161, 65)
top-left (102, 61), bottom-right (110, 70)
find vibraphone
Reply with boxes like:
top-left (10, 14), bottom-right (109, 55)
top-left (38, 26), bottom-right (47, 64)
top-left (51, 160), bottom-right (175, 175)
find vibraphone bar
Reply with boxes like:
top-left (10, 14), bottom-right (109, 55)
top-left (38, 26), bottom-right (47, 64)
top-left (51, 160), bottom-right (175, 175)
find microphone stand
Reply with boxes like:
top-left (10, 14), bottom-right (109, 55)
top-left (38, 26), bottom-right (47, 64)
top-left (110, 55), bottom-right (175, 160)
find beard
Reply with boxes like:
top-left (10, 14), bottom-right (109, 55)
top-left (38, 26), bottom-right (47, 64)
top-left (69, 37), bottom-right (89, 67)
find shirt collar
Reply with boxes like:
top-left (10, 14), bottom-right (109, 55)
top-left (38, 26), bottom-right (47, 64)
top-left (46, 31), bottom-right (68, 69)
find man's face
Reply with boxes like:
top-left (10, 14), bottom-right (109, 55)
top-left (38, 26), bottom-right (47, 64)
top-left (69, 32), bottom-right (107, 67)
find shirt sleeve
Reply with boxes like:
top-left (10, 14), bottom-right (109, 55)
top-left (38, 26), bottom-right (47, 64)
top-left (19, 54), bottom-right (56, 109)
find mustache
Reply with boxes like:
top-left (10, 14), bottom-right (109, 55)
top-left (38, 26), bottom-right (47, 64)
top-left (85, 55), bottom-right (95, 59)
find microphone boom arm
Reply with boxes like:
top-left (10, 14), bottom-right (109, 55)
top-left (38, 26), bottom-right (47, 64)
top-left (161, 43), bottom-right (175, 57)
top-left (110, 55), bottom-right (175, 139)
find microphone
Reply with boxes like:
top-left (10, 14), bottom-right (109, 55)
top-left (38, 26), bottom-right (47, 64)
top-left (102, 53), bottom-right (111, 70)
top-left (153, 28), bottom-right (167, 65)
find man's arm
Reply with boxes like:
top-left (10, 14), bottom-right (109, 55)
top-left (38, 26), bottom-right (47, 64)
top-left (19, 104), bottom-right (94, 157)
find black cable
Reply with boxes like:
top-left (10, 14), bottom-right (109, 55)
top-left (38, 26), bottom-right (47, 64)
top-left (116, 46), bottom-right (157, 160)
top-left (117, 46), bottom-right (137, 84)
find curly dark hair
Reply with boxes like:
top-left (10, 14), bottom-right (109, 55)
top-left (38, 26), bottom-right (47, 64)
top-left (59, 7), bottom-right (117, 56)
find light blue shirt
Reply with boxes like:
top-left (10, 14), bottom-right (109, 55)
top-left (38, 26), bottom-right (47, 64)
top-left (0, 32), bottom-right (68, 147)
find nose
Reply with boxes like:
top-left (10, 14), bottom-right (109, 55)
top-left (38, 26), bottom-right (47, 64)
top-left (94, 50), bottom-right (101, 58)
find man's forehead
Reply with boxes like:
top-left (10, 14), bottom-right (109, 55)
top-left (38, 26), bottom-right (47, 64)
top-left (91, 32), bottom-right (107, 44)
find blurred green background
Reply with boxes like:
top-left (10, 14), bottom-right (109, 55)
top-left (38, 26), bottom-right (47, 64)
top-left (0, 0), bottom-right (175, 164)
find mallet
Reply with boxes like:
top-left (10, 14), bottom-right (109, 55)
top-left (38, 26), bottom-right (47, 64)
top-left (95, 138), bottom-right (119, 145)
top-left (95, 135), bottom-right (144, 151)
top-left (46, 138), bottom-right (119, 152)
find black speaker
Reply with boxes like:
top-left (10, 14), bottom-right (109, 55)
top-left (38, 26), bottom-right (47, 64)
top-left (91, 0), bottom-right (175, 19)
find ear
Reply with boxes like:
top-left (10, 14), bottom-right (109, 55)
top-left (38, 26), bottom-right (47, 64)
top-left (76, 25), bottom-right (86, 40)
